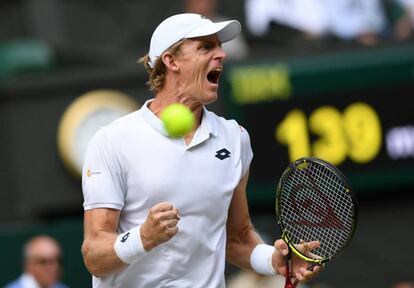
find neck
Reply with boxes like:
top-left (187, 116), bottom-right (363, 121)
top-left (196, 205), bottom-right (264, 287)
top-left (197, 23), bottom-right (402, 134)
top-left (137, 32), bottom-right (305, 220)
top-left (149, 91), bottom-right (203, 145)
top-left (150, 90), bottom-right (203, 126)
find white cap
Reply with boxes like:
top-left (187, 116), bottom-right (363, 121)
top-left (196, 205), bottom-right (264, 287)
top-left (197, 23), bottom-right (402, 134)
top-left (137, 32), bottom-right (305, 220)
top-left (148, 13), bottom-right (241, 68)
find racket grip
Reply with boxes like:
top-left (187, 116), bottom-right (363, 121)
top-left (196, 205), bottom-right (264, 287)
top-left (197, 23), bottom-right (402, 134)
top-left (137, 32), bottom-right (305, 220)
top-left (283, 257), bottom-right (296, 288)
top-left (285, 280), bottom-right (296, 288)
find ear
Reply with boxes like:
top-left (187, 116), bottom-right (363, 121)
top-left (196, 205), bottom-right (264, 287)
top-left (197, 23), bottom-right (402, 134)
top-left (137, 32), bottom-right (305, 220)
top-left (161, 53), bottom-right (180, 72)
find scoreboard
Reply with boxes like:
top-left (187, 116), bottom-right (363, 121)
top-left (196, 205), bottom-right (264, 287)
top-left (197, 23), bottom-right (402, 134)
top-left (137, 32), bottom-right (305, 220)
top-left (221, 43), bottom-right (414, 204)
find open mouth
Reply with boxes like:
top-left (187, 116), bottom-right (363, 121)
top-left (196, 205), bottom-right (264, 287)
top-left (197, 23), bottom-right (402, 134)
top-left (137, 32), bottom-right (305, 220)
top-left (207, 67), bottom-right (222, 84)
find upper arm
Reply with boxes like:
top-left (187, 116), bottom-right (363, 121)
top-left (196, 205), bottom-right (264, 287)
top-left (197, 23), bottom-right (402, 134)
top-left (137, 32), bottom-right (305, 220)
top-left (226, 125), bottom-right (257, 245)
top-left (226, 171), bottom-right (252, 239)
top-left (82, 129), bottom-right (125, 211)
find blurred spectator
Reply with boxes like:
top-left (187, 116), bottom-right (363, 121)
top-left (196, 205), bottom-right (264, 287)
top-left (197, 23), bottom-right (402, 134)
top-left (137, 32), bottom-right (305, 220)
top-left (5, 235), bottom-right (69, 288)
top-left (245, 0), bottom-right (387, 46)
top-left (389, 0), bottom-right (414, 40)
top-left (245, 0), bottom-right (329, 37)
top-left (184, 0), bottom-right (250, 60)
top-left (326, 0), bottom-right (387, 46)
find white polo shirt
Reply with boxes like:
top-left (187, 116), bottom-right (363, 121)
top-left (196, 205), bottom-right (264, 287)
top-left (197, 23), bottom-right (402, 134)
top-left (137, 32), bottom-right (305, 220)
top-left (82, 99), bottom-right (253, 288)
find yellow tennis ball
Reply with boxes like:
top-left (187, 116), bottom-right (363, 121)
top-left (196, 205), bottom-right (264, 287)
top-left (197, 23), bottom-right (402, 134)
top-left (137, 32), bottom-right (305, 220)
top-left (160, 103), bottom-right (195, 138)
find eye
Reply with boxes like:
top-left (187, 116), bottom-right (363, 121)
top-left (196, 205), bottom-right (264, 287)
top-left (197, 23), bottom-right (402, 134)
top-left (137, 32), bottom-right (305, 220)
top-left (197, 38), bottom-right (221, 52)
top-left (202, 42), bottom-right (213, 50)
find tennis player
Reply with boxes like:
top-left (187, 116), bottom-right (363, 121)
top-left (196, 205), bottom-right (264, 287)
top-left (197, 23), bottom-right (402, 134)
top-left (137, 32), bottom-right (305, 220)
top-left (81, 13), bottom-right (321, 287)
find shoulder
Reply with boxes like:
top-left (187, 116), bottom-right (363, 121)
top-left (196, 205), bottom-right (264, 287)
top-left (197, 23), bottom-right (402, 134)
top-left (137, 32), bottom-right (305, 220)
top-left (237, 124), bottom-right (251, 141)
top-left (88, 110), bottom-right (141, 146)
top-left (205, 110), bottom-right (251, 145)
top-left (103, 110), bottom-right (142, 136)
top-left (205, 110), bottom-right (248, 133)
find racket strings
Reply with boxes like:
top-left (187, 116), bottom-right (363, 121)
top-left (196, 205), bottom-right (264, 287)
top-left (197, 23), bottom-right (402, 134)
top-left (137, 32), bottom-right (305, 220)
top-left (290, 170), bottom-right (352, 258)
top-left (280, 162), bottom-right (355, 259)
top-left (285, 166), bottom-right (353, 257)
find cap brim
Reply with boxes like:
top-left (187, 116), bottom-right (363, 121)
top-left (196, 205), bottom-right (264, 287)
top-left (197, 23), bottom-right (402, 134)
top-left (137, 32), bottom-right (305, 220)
top-left (186, 20), bottom-right (241, 43)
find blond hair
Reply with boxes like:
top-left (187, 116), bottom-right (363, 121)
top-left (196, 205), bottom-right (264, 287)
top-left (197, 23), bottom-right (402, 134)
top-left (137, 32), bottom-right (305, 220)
top-left (139, 39), bottom-right (185, 93)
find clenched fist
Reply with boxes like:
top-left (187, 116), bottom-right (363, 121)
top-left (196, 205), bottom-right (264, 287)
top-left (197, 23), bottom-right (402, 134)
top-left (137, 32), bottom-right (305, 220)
top-left (140, 202), bottom-right (180, 251)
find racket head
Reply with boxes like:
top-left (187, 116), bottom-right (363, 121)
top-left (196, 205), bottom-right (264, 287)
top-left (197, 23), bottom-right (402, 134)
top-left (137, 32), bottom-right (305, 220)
top-left (276, 157), bottom-right (358, 264)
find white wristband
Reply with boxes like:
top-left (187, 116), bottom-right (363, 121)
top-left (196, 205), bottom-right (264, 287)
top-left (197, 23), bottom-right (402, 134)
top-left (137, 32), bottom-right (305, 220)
top-left (114, 225), bottom-right (146, 264)
top-left (250, 244), bottom-right (277, 275)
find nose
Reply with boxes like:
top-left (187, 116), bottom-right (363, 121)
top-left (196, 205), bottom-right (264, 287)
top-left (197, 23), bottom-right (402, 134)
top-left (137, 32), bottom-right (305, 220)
top-left (214, 45), bottom-right (226, 62)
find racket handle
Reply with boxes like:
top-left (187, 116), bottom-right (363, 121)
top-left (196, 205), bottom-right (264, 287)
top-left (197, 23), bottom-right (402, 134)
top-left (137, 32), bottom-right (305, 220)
top-left (283, 257), bottom-right (297, 288)
top-left (284, 279), bottom-right (296, 288)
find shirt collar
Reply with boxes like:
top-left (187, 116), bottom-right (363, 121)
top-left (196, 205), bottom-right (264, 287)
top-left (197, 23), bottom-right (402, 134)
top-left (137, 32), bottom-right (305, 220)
top-left (140, 99), bottom-right (168, 137)
top-left (140, 99), bottom-right (218, 139)
top-left (201, 105), bottom-right (219, 137)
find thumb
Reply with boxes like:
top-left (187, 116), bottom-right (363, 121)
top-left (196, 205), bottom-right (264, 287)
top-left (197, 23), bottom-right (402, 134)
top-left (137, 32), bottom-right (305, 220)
top-left (274, 239), bottom-right (289, 256)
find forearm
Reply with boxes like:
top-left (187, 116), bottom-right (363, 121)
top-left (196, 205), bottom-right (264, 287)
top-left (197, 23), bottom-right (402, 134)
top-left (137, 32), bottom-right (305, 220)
top-left (82, 203), bottom-right (179, 277)
top-left (82, 229), bottom-right (126, 277)
top-left (226, 224), bottom-right (262, 270)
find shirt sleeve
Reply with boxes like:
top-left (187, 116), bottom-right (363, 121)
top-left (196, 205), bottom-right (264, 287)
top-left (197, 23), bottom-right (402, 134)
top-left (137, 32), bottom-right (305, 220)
top-left (239, 125), bottom-right (254, 178)
top-left (82, 128), bottom-right (125, 211)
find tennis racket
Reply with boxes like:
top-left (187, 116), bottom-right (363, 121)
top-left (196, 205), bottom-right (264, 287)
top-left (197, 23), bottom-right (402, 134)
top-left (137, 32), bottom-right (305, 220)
top-left (275, 157), bottom-right (358, 288)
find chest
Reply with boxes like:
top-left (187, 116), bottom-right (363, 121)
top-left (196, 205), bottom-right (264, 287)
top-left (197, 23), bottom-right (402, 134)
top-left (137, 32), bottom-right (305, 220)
top-left (120, 136), bottom-right (242, 216)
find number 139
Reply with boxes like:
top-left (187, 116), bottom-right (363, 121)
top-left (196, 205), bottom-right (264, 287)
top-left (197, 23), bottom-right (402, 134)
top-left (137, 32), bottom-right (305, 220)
top-left (276, 102), bottom-right (382, 165)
